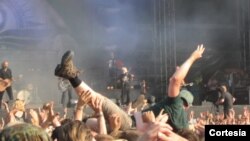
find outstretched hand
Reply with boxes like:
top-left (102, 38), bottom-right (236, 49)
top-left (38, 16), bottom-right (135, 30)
top-left (108, 114), bottom-right (122, 131)
top-left (191, 44), bottom-right (205, 60)
top-left (78, 90), bottom-right (92, 107)
top-left (142, 111), bottom-right (156, 123)
top-left (29, 109), bottom-right (40, 127)
top-left (91, 96), bottom-right (103, 113)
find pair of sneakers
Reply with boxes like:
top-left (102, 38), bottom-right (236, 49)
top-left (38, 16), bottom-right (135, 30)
top-left (55, 50), bottom-right (79, 79)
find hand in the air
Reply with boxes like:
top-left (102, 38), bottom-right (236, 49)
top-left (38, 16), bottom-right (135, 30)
top-left (191, 44), bottom-right (205, 60)
top-left (77, 90), bottom-right (92, 106)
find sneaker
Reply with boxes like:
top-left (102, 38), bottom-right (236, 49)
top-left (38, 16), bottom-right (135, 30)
top-left (55, 50), bottom-right (79, 79)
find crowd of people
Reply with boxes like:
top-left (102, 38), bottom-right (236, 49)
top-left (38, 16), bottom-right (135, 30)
top-left (0, 45), bottom-right (249, 141)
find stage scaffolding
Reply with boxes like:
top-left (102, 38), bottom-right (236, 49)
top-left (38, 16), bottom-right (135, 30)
top-left (239, 0), bottom-right (250, 73)
top-left (152, 0), bottom-right (176, 95)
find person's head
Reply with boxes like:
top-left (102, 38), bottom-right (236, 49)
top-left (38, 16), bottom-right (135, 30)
top-left (179, 89), bottom-right (194, 110)
top-left (121, 67), bottom-right (128, 74)
top-left (0, 123), bottom-right (52, 141)
top-left (2, 60), bottom-right (8, 69)
top-left (56, 120), bottom-right (94, 141)
top-left (40, 102), bottom-right (53, 120)
top-left (177, 129), bottom-right (200, 141)
top-left (12, 99), bottom-right (25, 112)
top-left (147, 95), bottom-right (156, 105)
top-left (219, 85), bottom-right (227, 93)
top-left (132, 94), bottom-right (146, 109)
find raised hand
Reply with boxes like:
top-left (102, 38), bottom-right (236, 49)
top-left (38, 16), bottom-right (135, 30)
top-left (108, 114), bottom-right (121, 131)
top-left (156, 109), bottom-right (169, 123)
top-left (5, 110), bottom-right (17, 125)
top-left (190, 44), bottom-right (205, 60)
top-left (52, 113), bottom-right (61, 127)
top-left (91, 96), bottom-right (103, 114)
top-left (125, 102), bottom-right (137, 115)
top-left (46, 101), bottom-right (55, 122)
top-left (29, 109), bottom-right (40, 127)
top-left (137, 122), bottom-right (177, 141)
top-left (2, 100), bottom-right (9, 113)
top-left (142, 111), bottom-right (156, 123)
top-left (77, 90), bottom-right (92, 107)
top-left (38, 107), bottom-right (46, 122)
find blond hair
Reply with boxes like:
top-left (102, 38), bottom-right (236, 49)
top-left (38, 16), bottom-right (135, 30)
top-left (12, 99), bottom-right (25, 112)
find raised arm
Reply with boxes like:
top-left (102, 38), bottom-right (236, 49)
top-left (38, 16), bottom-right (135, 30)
top-left (74, 90), bottom-right (91, 121)
top-left (168, 44), bottom-right (205, 97)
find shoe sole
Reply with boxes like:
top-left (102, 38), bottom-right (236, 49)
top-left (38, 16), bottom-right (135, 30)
top-left (61, 50), bottom-right (74, 65)
top-left (55, 64), bottom-right (63, 77)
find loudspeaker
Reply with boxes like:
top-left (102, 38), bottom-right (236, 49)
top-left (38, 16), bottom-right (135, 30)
top-left (234, 88), bottom-right (250, 105)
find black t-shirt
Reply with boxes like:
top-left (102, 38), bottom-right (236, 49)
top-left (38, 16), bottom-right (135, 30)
top-left (119, 73), bottom-right (132, 88)
top-left (143, 96), bottom-right (188, 132)
top-left (0, 68), bottom-right (12, 79)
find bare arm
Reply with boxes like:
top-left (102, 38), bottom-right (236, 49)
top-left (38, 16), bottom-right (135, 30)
top-left (133, 112), bottom-right (144, 131)
top-left (168, 44), bottom-right (205, 97)
top-left (216, 98), bottom-right (224, 105)
top-left (74, 91), bottom-right (91, 121)
top-left (232, 97), bottom-right (236, 103)
top-left (91, 97), bottom-right (107, 134)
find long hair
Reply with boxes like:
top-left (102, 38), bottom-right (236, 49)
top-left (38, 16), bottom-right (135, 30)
top-left (56, 120), bottom-right (93, 141)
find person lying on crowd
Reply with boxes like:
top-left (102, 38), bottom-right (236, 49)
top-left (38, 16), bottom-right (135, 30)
top-left (54, 50), bottom-right (132, 131)
top-left (142, 45), bottom-right (205, 132)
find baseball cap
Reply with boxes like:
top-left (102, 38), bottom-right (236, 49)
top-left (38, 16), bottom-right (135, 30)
top-left (179, 89), bottom-right (194, 106)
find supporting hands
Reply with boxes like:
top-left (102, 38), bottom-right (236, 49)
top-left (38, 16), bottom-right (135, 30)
top-left (109, 114), bottom-right (122, 132)
top-left (91, 97), bottom-right (107, 134)
top-left (140, 109), bottom-right (169, 132)
top-left (137, 122), bottom-right (187, 141)
top-left (91, 96), bottom-right (103, 114)
top-left (74, 90), bottom-right (92, 121)
top-left (77, 90), bottom-right (92, 108)
top-left (142, 109), bottom-right (169, 124)
top-left (137, 110), bottom-right (184, 141)
top-left (125, 102), bottom-right (137, 115)
top-left (155, 109), bottom-right (169, 123)
top-left (142, 111), bottom-right (156, 123)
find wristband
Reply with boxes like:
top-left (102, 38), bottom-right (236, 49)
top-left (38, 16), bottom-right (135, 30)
top-left (76, 106), bottom-right (84, 111)
top-left (95, 112), bottom-right (104, 118)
